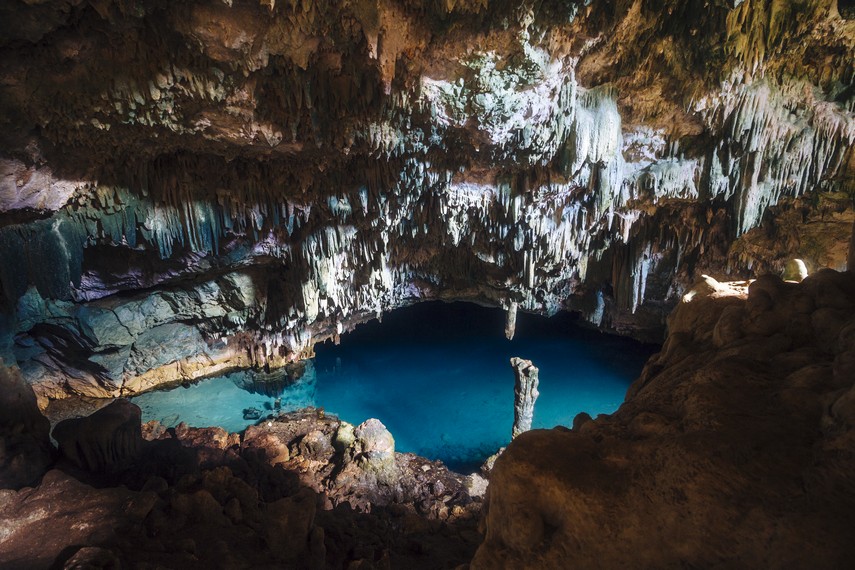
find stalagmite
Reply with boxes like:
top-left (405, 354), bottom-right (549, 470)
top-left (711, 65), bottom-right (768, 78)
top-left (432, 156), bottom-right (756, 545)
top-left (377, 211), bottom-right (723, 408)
top-left (510, 357), bottom-right (539, 439)
top-left (505, 302), bottom-right (518, 340)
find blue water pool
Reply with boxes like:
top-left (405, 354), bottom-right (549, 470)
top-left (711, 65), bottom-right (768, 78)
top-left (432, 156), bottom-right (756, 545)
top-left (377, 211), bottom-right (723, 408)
top-left (132, 302), bottom-right (657, 472)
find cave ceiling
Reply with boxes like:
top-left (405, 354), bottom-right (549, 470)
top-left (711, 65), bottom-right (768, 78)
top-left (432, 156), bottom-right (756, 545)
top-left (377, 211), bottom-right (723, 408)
top-left (0, 0), bottom-right (853, 400)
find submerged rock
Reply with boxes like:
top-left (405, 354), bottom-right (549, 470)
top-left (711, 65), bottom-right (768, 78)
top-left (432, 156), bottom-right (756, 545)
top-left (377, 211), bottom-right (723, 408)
top-left (242, 407), bottom-right (262, 420)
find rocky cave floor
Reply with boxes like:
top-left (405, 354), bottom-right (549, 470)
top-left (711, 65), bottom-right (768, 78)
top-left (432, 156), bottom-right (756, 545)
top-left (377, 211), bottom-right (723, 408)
top-left (2, 269), bottom-right (855, 569)
top-left (1, 397), bottom-right (485, 570)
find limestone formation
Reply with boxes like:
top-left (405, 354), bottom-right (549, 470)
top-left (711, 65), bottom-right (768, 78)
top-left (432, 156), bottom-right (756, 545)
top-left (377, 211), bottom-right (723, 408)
top-left (0, 1), bottom-right (853, 565)
top-left (0, 0), bottom-right (851, 402)
top-left (353, 418), bottom-right (396, 475)
top-left (510, 357), bottom-right (539, 439)
top-left (474, 270), bottom-right (855, 568)
top-left (505, 302), bottom-right (518, 340)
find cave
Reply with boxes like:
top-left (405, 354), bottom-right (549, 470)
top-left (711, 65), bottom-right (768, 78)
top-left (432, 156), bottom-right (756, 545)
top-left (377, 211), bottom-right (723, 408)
top-left (1, 0), bottom-right (854, 568)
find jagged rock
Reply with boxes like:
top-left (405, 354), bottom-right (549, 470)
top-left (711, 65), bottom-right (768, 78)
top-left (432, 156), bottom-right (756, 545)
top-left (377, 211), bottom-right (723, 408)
top-left (52, 399), bottom-right (142, 474)
top-left (465, 473), bottom-right (489, 499)
top-left (242, 424), bottom-right (291, 466)
top-left (0, 363), bottom-right (53, 489)
top-left (0, 0), bottom-right (851, 403)
top-left (241, 409), bottom-right (478, 520)
top-left (510, 358), bottom-right (539, 439)
top-left (0, 470), bottom-right (146, 568)
top-left (263, 487), bottom-right (317, 562)
top-left (299, 429), bottom-right (335, 461)
top-left (0, 417), bottom-right (480, 569)
top-left (473, 271), bottom-right (855, 568)
top-left (334, 421), bottom-right (357, 452)
top-left (353, 418), bottom-right (396, 474)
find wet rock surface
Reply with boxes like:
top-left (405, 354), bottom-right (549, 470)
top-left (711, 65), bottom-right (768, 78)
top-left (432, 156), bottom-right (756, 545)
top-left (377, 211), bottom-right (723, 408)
top-left (474, 269), bottom-right (855, 568)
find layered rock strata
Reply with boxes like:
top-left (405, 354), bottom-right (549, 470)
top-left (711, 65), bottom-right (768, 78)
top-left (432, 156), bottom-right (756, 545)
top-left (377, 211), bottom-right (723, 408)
top-left (473, 269), bottom-right (855, 568)
top-left (0, 0), bottom-right (851, 401)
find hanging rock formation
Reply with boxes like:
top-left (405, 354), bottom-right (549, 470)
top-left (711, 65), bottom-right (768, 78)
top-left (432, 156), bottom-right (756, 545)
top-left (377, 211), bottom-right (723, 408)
top-left (510, 357), bottom-right (539, 439)
top-left (0, 0), bottom-right (852, 403)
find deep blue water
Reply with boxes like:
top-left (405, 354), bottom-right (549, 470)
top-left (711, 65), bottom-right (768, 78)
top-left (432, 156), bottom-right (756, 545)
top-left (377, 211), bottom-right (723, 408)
top-left (133, 302), bottom-right (657, 472)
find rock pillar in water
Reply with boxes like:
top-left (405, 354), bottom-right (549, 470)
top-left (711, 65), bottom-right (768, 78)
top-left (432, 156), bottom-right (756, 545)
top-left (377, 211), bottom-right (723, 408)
top-left (510, 357), bottom-right (539, 439)
top-left (505, 302), bottom-right (518, 340)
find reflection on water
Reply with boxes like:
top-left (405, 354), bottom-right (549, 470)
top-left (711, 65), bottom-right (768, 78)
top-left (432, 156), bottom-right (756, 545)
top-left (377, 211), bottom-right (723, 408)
top-left (132, 363), bottom-right (317, 434)
top-left (132, 302), bottom-right (658, 472)
top-left (231, 361), bottom-right (317, 398)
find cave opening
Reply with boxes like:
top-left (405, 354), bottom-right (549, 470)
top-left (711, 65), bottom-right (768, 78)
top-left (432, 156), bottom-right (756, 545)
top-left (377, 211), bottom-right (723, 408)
top-left (132, 302), bottom-right (657, 472)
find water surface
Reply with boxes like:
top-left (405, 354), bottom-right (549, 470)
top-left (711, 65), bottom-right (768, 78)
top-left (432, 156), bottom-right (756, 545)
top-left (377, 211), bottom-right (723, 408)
top-left (133, 302), bottom-right (657, 472)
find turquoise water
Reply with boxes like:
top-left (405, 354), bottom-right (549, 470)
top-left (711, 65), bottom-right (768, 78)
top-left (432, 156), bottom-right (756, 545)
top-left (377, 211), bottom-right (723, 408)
top-left (133, 302), bottom-right (657, 472)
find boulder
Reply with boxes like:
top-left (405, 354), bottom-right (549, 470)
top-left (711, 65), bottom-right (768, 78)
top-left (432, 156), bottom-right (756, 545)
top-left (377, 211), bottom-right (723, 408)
top-left (52, 399), bottom-right (142, 474)
top-left (782, 258), bottom-right (809, 282)
top-left (353, 418), bottom-right (395, 475)
top-left (0, 470), bottom-right (145, 568)
top-left (0, 363), bottom-right (53, 489)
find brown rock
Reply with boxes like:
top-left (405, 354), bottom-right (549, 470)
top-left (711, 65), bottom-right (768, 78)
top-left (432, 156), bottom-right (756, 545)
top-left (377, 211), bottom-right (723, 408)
top-left (0, 470), bottom-right (140, 568)
top-left (52, 399), bottom-right (142, 474)
top-left (474, 272), bottom-right (855, 568)
top-left (0, 364), bottom-right (53, 489)
top-left (263, 487), bottom-right (317, 561)
top-left (62, 546), bottom-right (121, 569)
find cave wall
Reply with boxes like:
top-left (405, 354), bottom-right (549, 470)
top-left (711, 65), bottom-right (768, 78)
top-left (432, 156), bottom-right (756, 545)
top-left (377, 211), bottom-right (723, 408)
top-left (0, 0), bottom-right (853, 402)
top-left (473, 270), bottom-right (855, 568)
